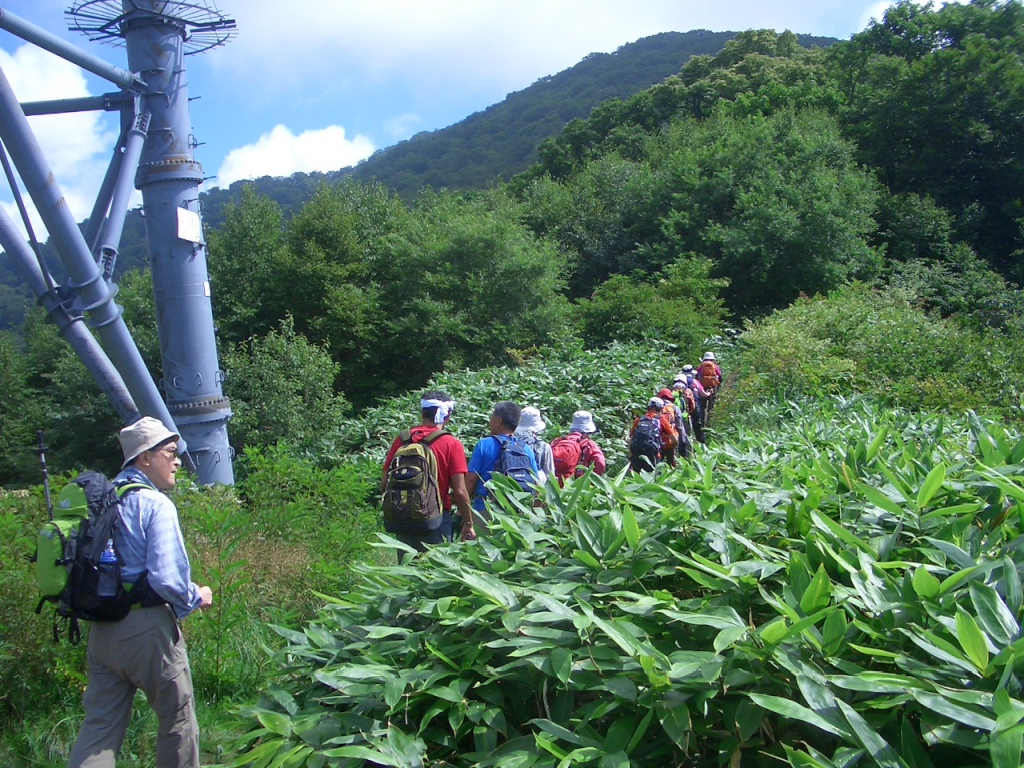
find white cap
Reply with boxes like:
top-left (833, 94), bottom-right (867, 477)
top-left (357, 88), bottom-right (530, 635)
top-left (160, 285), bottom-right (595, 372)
top-left (518, 406), bottom-right (546, 432)
top-left (569, 410), bottom-right (597, 434)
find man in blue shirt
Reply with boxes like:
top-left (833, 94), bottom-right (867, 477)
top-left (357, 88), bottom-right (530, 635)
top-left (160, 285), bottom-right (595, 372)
top-left (68, 417), bottom-right (213, 768)
top-left (463, 400), bottom-right (539, 541)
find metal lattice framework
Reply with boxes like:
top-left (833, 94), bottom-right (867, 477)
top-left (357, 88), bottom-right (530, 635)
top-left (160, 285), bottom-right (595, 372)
top-left (66, 0), bottom-right (236, 55)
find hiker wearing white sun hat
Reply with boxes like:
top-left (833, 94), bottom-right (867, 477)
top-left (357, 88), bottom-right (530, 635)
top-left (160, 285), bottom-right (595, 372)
top-left (549, 410), bottom-right (607, 485)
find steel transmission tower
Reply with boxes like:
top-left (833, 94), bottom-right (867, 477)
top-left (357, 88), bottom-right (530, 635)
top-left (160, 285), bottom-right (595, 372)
top-left (0, 1), bottom-right (236, 484)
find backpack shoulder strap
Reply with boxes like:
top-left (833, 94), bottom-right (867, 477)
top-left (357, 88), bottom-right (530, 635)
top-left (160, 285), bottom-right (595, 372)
top-left (420, 429), bottom-right (450, 446)
top-left (114, 481), bottom-right (148, 499)
top-left (398, 428), bottom-right (414, 445)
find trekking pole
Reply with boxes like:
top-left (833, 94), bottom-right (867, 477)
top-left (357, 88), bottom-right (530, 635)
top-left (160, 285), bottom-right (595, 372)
top-left (36, 430), bottom-right (53, 520)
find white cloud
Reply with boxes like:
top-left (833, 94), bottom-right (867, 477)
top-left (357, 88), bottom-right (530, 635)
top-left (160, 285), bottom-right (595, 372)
top-left (0, 43), bottom-right (117, 240)
top-left (213, 124), bottom-right (375, 188)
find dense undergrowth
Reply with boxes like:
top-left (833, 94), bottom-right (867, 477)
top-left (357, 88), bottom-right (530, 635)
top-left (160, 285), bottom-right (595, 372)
top-left (232, 398), bottom-right (1024, 767)
top-left (3, 285), bottom-right (1024, 765)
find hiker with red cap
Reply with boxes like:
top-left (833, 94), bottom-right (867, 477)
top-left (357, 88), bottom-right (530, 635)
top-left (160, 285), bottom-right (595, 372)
top-left (657, 388), bottom-right (689, 465)
top-left (675, 366), bottom-right (710, 443)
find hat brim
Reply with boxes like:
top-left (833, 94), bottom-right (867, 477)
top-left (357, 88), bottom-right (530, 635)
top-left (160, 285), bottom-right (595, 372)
top-left (121, 431), bottom-right (180, 469)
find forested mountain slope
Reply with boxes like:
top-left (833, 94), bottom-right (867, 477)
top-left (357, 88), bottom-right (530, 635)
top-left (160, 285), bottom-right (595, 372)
top-left (0, 28), bottom-right (834, 331)
top-left (344, 31), bottom-right (834, 198)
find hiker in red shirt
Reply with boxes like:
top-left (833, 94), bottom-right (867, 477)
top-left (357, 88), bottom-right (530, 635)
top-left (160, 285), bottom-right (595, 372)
top-left (381, 390), bottom-right (472, 559)
top-left (549, 410), bottom-right (607, 485)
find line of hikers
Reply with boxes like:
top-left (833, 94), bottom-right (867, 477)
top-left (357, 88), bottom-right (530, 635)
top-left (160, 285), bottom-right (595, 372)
top-left (628, 351), bottom-right (722, 472)
top-left (380, 352), bottom-right (723, 559)
top-left (381, 396), bottom-right (607, 559)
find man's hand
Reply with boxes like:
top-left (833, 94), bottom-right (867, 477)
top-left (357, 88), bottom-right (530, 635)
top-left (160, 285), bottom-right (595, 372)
top-left (460, 522), bottom-right (477, 541)
top-left (198, 585), bottom-right (213, 609)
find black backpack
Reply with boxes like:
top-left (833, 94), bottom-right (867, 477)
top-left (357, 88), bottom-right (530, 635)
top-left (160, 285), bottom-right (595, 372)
top-left (492, 435), bottom-right (536, 493)
top-left (631, 414), bottom-right (662, 456)
top-left (33, 471), bottom-right (157, 644)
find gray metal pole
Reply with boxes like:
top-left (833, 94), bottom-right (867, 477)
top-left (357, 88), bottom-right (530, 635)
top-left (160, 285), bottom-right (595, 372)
top-left (85, 116), bottom-right (130, 256)
top-left (0, 207), bottom-right (140, 424)
top-left (122, 1), bottom-right (233, 485)
top-left (21, 92), bottom-right (131, 117)
top-left (95, 109), bottom-right (149, 281)
top-left (0, 62), bottom-right (186, 452)
top-left (0, 7), bottom-right (143, 92)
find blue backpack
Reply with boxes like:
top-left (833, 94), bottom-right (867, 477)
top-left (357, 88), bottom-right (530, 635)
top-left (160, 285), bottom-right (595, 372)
top-left (492, 436), bottom-right (535, 493)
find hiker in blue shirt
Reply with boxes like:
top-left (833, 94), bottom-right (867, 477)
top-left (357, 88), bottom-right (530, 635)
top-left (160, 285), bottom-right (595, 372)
top-left (68, 417), bottom-right (213, 768)
top-left (463, 400), bottom-right (539, 540)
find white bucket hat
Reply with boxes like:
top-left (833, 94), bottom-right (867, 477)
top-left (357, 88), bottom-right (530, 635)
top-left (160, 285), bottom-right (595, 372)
top-left (517, 406), bottom-right (546, 433)
top-left (569, 410), bottom-right (597, 434)
top-left (702, 351), bottom-right (717, 361)
top-left (119, 417), bottom-right (180, 468)
top-left (647, 397), bottom-right (665, 410)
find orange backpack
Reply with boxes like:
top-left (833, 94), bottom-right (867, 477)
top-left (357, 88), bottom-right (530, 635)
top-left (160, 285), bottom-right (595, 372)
top-left (698, 360), bottom-right (721, 389)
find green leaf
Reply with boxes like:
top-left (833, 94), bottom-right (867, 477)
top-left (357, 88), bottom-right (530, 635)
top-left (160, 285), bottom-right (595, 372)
top-left (530, 719), bottom-right (603, 749)
top-left (858, 482), bottom-right (905, 517)
top-left (625, 706), bottom-right (654, 753)
top-left (319, 745), bottom-right (402, 766)
top-left (912, 566), bottom-right (941, 600)
top-left (910, 690), bottom-right (997, 730)
top-left (550, 647), bottom-right (572, 685)
top-left (599, 752), bottom-right (631, 768)
top-left (603, 717), bottom-right (637, 753)
top-left (835, 699), bottom-right (903, 768)
top-left (916, 463), bottom-right (946, 508)
top-left (760, 617), bottom-right (789, 645)
top-left (573, 549), bottom-right (601, 569)
top-left (920, 502), bottom-right (982, 521)
top-left (782, 745), bottom-right (833, 768)
top-left (955, 609), bottom-right (990, 675)
top-left (747, 694), bottom-right (846, 738)
top-left (454, 570), bottom-right (518, 609)
top-left (658, 698), bottom-right (691, 749)
top-left (970, 582), bottom-right (1020, 647)
top-left (991, 724), bottom-right (1024, 768)
top-left (605, 677), bottom-right (637, 702)
top-left (799, 565), bottom-right (833, 614)
top-left (256, 710), bottom-right (294, 737)
top-left (810, 509), bottom-right (875, 557)
top-left (621, 503), bottom-right (640, 550)
top-left (866, 425), bottom-right (889, 463)
top-left (821, 610), bottom-right (847, 656)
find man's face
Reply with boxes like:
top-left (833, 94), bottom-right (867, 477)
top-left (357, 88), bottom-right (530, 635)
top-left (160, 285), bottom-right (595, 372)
top-left (488, 411), bottom-right (501, 435)
top-left (139, 442), bottom-right (181, 490)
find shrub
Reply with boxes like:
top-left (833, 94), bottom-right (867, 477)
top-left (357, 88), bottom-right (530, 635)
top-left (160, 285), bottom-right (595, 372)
top-left (721, 283), bottom-right (1024, 424)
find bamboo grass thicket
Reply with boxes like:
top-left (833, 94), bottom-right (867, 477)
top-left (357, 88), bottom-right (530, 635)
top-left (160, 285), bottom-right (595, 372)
top-left (232, 399), bottom-right (1024, 768)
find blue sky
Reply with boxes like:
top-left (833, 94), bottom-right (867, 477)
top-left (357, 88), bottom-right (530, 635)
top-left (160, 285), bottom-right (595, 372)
top-left (0, 0), bottom-right (903, 235)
